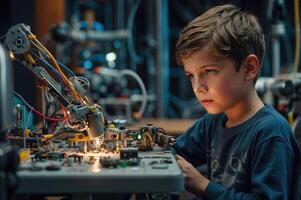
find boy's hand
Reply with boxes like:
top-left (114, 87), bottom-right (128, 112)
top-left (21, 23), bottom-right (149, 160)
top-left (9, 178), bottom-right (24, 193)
top-left (176, 155), bottom-right (209, 196)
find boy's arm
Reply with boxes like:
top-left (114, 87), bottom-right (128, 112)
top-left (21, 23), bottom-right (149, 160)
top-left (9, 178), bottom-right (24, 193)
top-left (172, 117), bottom-right (208, 166)
top-left (176, 155), bottom-right (210, 195)
top-left (201, 136), bottom-right (294, 200)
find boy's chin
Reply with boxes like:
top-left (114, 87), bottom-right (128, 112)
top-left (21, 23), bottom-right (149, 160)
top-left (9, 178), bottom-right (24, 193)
top-left (205, 108), bottom-right (224, 115)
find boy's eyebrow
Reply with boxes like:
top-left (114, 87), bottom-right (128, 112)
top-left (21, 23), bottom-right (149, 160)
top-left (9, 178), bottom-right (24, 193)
top-left (184, 63), bottom-right (220, 73)
top-left (199, 63), bottom-right (220, 68)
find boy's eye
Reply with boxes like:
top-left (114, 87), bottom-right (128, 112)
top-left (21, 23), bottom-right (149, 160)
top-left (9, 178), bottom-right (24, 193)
top-left (205, 69), bottom-right (218, 74)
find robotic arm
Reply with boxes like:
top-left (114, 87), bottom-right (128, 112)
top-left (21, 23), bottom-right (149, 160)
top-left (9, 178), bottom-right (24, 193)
top-left (4, 23), bottom-right (106, 140)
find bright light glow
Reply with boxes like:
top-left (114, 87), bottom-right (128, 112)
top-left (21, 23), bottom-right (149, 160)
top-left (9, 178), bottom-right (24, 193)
top-left (9, 52), bottom-right (14, 59)
top-left (92, 168), bottom-right (101, 173)
top-left (83, 60), bottom-right (93, 70)
top-left (93, 136), bottom-right (104, 148)
top-left (94, 137), bottom-right (100, 146)
top-left (92, 165), bottom-right (101, 173)
top-left (106, 52), bottom-right (117, 62)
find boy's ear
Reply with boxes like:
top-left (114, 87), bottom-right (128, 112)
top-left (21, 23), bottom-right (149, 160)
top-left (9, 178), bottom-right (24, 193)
top-left (243, 54), bottom-right (259, 81)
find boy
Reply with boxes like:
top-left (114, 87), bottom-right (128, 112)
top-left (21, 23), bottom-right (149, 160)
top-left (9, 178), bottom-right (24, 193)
top-left (173, 4), bottom-right (300, 200)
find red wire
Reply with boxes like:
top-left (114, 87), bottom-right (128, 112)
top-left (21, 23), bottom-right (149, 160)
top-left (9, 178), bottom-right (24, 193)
top-left (32, 108), bottom-right (67, 121)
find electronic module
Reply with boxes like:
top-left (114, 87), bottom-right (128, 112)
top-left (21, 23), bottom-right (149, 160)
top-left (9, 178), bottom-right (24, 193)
top-left (1, 23), bottom-right (184, 195)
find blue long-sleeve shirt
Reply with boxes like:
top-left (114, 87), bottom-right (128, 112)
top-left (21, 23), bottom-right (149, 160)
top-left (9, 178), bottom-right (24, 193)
top-left (173, 105), bottom-right (300, 200)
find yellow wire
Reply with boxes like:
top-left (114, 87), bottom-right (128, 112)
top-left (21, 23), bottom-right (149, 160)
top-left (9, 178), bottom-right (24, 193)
top-left (24, 53), bottom-right (36, 65)
top-left (145, 133), bottom-right (154, 144)
top-left (28, 33), bottom-right (83, 102)
top-left (288, 111), bottom-right (294, 127)
top-left (292, 0), bottom-right (300, 80)
top-left (34, 38), bottom-right (75, 92)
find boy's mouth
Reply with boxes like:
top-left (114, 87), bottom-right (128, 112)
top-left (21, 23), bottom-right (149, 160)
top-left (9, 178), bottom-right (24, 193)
top-left (201, 99), bottom-right (213, 107)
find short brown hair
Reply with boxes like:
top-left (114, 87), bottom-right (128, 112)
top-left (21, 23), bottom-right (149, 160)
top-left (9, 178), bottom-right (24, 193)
top-left (175, 4), bottom-right (265, 71)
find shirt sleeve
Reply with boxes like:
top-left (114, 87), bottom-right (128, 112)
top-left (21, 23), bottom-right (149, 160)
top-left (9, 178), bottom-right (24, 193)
top-left (172, 116), bottom-right (209, 167)
top-left (201, 136), bottom-right (294, 200)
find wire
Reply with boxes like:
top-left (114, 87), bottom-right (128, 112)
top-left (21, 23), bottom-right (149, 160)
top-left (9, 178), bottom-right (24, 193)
top-left (44, 89), bottom-right (54, 106)
top-left (30, 35), bottom-right (83, 102)
top-left (31, 108), bottom-right (67, 121)
top-left (30, 128), bottom-right (42, 134)
top-left (49, 129), bottom-right (82, 141)
top-left (13, 91), bottom-right (67, 121)
top-left (23, 109), bottom-right (33, 148)
top-left (73, 76), bottom-right (90, 95)
top-left (52, 119), bottom-right (67, 133)
top-left (32, 40), bottom-right (69, 81)
top-left (36, 47), bottom-right (49, 61)
top-left (29, 49), bottom-right (65, 83)
top-left (31, 47), bottom-right (75, 77)
top-left (145, 133), bottom-right (154, 144)
top-left (36, 39), bottom-right (81, 100)
top-left (24, 109), bottom-right (32, 130)
top-left (157, 127), bottom-right (165, 134)
top-left (288, 111), bottom-right (294, 127)
top-left (292, 0), bottom-right (300, 80)
top-left (48, 131), bottom-right (71, 141)
top-left (0, 34), bottom-right (6, 41)
top-left (57, 60), bottom-right (76, 77)
top-left (13, 92), bottom-right (34, 110)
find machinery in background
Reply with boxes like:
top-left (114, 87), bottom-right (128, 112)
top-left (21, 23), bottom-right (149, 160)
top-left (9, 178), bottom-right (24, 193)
top-left (50, 21), bottom-right (151, 123)
top-left (51, 21), bottom-right (129, 43)
top-left (256, 75), bottom-right (301, 144)
top-left (48, 0), bottom-right (168, 120)
top-left (85, 67), bottom-right (148, 123)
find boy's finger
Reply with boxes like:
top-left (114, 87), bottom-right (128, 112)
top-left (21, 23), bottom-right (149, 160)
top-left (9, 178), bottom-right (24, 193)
top-left (176, 154), bottom-right (185, 160)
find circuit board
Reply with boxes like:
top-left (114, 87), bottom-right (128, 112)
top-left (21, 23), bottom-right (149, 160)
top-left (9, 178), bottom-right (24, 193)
top-left (17, 147), bottom-right (184, 194)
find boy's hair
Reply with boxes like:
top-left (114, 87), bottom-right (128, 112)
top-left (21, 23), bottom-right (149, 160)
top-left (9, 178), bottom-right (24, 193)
top-left (175, 4), bottom-right (265, 73)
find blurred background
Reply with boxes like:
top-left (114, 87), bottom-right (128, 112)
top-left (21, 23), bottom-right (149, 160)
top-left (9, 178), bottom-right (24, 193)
top-left (0, 0), bottom-right (299, 124)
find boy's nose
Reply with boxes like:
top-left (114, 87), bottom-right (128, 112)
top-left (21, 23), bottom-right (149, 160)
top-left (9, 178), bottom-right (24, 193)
top-left (194, 84), bottom-right (208, 93)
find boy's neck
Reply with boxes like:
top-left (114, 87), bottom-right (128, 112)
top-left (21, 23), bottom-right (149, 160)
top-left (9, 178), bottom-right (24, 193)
top-left (225, 90), bottom-right (264, 128)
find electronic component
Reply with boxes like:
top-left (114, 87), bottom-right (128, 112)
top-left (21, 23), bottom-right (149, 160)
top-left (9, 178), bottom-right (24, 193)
top-left (16, 148), bottom-right (184, 194)
top-left (140, 124), bottom-right (176, 148)
top-left (4, 23), bottom-right (106, 141)
top-left (120, 147), bottom-right (138, 160)
top-left (3, 24), bottom-right (177, 153)
top-left (99, 157), bottom-right (120, 168)
top-left (1, 24), bottom-right (182, 197)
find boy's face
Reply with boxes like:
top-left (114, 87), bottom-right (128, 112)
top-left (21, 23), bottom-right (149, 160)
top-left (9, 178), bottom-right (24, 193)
top-left (84, 10), bottom-right (96, 23)
top-left (182, 49), bottom-right (249, 115)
